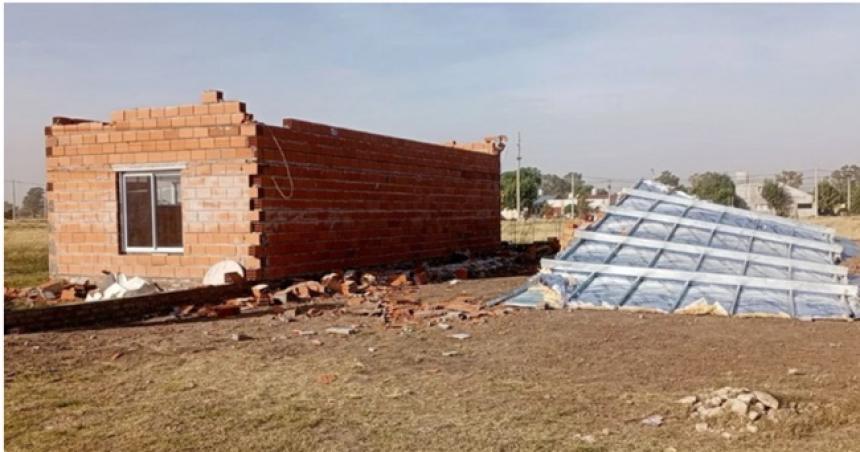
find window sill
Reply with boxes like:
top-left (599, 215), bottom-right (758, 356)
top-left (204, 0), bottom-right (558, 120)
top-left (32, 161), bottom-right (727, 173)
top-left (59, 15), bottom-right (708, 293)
top-left (124, 248), bottom-right (184, 255)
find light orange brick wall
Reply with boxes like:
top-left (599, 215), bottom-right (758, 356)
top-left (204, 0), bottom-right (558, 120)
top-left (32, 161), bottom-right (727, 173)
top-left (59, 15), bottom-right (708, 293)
top-left (45, 91), bottom-right (261, 282)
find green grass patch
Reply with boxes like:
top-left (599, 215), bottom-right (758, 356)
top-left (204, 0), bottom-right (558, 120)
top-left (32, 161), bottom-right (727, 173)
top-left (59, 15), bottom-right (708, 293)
top-left (4, 221), bottom-right (49, 287)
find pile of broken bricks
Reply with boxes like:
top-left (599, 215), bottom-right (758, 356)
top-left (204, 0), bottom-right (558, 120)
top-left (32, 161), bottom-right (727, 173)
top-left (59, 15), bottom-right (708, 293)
top-left (175, 269), bottom-right (510, 327)
top-left (5, 272), bottom-right (162, 309)
top-left (172, 240), bottom-right (563, 327)
top-left (5, 279), bottom-right (98, 308)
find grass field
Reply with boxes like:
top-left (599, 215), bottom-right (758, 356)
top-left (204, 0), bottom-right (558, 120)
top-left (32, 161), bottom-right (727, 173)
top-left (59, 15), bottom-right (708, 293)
top-left (4, 221), bottom-right (49, 288)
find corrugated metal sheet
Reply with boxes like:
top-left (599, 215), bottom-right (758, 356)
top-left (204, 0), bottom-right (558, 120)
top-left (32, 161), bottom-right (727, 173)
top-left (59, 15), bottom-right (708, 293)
top-left (498, 180), bottom-right (859, 320)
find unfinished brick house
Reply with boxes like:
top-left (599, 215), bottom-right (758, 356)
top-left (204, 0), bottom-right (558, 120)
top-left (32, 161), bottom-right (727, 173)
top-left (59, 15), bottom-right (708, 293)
top-left (45, 91), bottom-right (504, 283)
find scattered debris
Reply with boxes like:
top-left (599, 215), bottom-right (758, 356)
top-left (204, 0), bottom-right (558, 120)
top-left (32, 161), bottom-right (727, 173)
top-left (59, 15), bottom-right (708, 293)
top-left (442, 350), bottom-right (461, 357)
top-left (325, 326), bottom-right (357, 336)
top-left (449, 333), bottom-right (471, 340)
top-left (676, 387), bottom-right (788, 433)
top-left (640, 414), bottom-right (664, 427)
top-left (85, 273), bottom-right (158, 302)
top-left (231, 333), bottom-right (251, 342)
top-left (787, 368), bottom-right (804, 376)
top-left (572, 433), bottom-right (596, 444)
top-left (318, 373), bottom-right (337, 384)
top-left (203, 260), bottom-right (245, 286)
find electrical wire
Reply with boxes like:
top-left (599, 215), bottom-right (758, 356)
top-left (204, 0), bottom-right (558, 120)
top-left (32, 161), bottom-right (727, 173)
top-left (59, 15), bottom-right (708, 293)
top-left (265, 125), bottom-right (294, 200)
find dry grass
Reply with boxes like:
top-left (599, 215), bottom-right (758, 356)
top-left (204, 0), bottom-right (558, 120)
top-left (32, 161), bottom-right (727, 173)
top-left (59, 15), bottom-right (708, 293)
top-left (5, 277), bottom-right (860, 451)
top-left (4, 221), bottom-right (49, 288)
top-left (803, 216), bottom-right (860, 240)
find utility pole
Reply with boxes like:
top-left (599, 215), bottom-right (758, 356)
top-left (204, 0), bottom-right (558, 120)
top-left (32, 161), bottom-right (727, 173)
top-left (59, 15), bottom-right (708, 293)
top-left (515, 132), bottom-right (521, 221)
top-left (11, 180), bottom-right (16, 221)
top-left (570, 172), bottom-right (576, 218)
top-left (848, 179), bottom-right (853, 213)
top-left (813, 168), bottom-right (819, 217)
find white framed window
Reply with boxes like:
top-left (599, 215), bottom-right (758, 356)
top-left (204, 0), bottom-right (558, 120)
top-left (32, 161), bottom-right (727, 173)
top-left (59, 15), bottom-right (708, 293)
top-left (120, 171), bottom-right (183, 253)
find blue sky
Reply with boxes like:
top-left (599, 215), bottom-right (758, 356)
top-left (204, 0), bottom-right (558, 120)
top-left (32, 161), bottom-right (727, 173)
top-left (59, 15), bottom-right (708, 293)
top-left (5, 4), bottom-right (860, 193)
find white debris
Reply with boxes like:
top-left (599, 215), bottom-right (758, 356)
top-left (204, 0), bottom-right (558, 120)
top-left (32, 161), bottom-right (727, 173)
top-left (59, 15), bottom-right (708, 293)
top-left (640, 414), bottom-right (664, 427)
top-left (85, 273), bottom-right (157, 302)
top-left (325, 326), bottom-right (357, 336)
top-left (449, 333), bottom-right (471, 340)
top-left (203, 260), bottom-right (245, 286)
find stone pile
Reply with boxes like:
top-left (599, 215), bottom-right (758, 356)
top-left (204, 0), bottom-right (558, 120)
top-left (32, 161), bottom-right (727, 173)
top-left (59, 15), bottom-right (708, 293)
top-left (677, 387), bottom-right (782, 435)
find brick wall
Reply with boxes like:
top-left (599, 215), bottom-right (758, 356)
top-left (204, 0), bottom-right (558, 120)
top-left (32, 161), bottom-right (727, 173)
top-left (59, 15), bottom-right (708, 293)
top-left (45, 91), bottom-right (261, 282)
top-left (46, 90), bottom-right (501, 284)
top-left (250, 118), bottom-right (502, 279)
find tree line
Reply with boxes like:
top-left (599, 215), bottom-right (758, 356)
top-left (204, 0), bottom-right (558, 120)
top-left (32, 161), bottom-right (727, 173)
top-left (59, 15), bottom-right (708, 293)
top-left (501, 164), bottom-right (860, 218)
top-left (5, 187), bottom-right (45, 219)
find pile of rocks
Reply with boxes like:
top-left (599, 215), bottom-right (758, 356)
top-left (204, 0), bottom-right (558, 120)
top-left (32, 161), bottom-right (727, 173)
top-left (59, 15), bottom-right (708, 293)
top-left (677, 387), bottom-right (781, 435)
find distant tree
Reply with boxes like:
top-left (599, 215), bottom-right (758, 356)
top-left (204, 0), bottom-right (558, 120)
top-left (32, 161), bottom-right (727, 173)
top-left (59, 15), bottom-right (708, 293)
top-left (501, 167), bottom-right (542, 214)
top-left (574, 193), bottom-right (594, 219)
top-left (4, 201), bottom-right (14, 219)
top-left (18, 187), bottom-right (45, 218)
top-left (540, 173), bottom-right (569, 198)
top-left (760, 180), bottom-right (792, 217)
top-left (688, 172), bottom-right (742, 207)
top-left (816, 180), bottom-right (845, 215)
top-left (655, 170), bottom-right (681, 189)
top-left (562, 172), bottom-right (593, 197)
top-left (830, 164), bottom-right (860, 195)
top-left (850, 183), bottom-right (860, 215)
top-left (775, 170), bottom-right (803, 189)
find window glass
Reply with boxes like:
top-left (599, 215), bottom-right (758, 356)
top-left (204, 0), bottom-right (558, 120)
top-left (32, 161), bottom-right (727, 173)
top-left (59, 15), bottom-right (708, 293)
top-left (124, 175), bottom-right (153, 247)
top-left (155, 173), bottom-right (182, 248)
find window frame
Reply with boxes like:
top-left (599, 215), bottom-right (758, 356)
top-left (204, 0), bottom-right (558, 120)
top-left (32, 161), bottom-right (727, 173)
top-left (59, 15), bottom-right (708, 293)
top-left (120, 170), bottom-right (184, 254)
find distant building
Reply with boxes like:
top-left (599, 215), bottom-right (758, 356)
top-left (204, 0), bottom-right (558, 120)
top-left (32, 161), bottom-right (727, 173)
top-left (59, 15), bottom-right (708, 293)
top-left (528, 189), bottom-right (619, 219)
top-left (734, 173), bottom-right (815, 218)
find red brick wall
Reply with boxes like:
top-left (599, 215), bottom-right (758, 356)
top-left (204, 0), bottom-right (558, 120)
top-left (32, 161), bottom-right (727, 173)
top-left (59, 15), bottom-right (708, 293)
top-left (45, 91), bottom-right (501, 283)
top-left (45, 92), bottom-right (261, 282)
top-left (250, 118), bottom-right (502, 279)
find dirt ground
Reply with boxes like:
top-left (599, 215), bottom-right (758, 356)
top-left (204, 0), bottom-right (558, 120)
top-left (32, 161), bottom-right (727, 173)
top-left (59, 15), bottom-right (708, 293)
top-left (5, 276), bottom-right (859, 452)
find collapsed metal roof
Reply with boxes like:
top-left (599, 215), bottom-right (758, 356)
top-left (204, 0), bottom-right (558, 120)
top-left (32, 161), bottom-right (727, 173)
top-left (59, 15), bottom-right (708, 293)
top-left (498, 180), bottom-right (859, 320)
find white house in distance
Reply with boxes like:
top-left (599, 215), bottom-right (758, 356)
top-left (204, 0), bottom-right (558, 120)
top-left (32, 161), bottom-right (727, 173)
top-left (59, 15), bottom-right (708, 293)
top-left (733, 172), bottom-right (815, 218)
top-left (502, 188), bottom-right (617, 219)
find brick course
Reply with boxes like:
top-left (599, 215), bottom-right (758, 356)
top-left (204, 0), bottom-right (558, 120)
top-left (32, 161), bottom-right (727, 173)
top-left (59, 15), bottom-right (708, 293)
top-left (46, 91), bottom-right (501, 283)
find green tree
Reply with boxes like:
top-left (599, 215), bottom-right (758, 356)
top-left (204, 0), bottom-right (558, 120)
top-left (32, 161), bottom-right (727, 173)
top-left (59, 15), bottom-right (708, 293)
top-left (688, 172), bottom-right (743, 207)
top-left (849, 183), bottom-right (860, 215)
top-left (561, 172), bottom-right (593, 197)
top-left (760, 180), bottom-right (792, 217)
top-left (19, 187), bottom-right (45, 218)
top-left (540, 173), bottom-right (569, 198)
top-left (830, 164), bottom-right (860, 195)
top-left (655, 170), bottom-right (681, 189)
top-left (501, 167), bottom-right (542, 214)
top-left (775, 170), bottom-right (803, 189)
top-left (574, 193), bottom-right (594, 219)
top-left (816, 180), bottom-right (844, 215)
